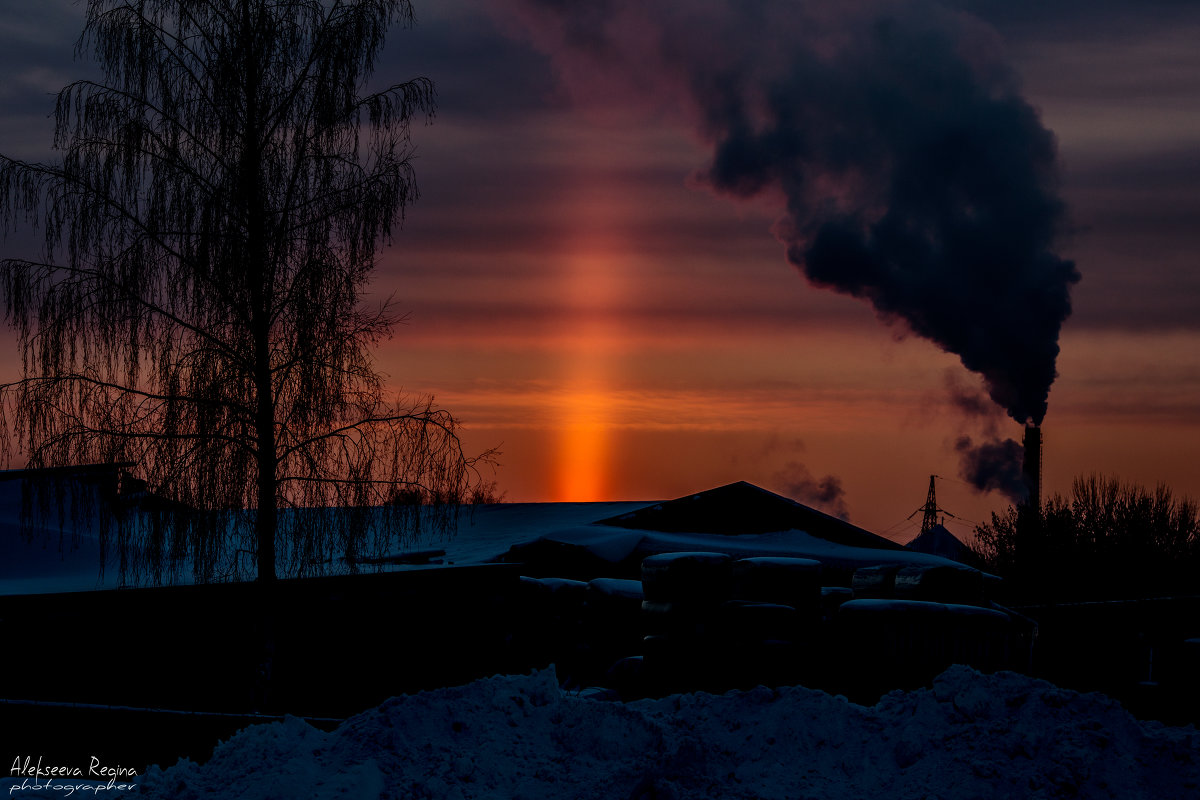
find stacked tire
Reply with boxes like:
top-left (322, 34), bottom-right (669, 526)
top-left (582, 578), bottom-right (645, 689)
top-left (833, 598), bottom-right (955, 697)
top-left (729, 557), bottom-right (822, 614)
top-left (851, 564), bottom-right (901, 599)
top-left (893, 564), bottom-right (985, 605)
top-left (944, 603), bottom-right (1013, 670)
top-left (832, 597), bottom-right (1018, 700)
top-left (854, 563), bottom-right (986, 605)
top-left (719, 557), bottom-right (823, 688)
top-left (639, 552), bottom-right (733, 692)
top-left (820, 586), bottom-right (855, 622)
top-left (515, 577), bottom-right (589, 680)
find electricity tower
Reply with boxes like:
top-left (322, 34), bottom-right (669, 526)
top-left (908, 475), bottom-right (956, 534)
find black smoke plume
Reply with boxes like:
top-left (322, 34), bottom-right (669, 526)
top-left (944, 372), bottom-right (1002, 421)
top-left (943, 373), bottom-right (1025, 495)
top-left (955, 435), bottom-right (1026, 503)
top-left (500, 0), bottom-right (1079, 426)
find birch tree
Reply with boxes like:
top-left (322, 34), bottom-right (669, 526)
top-left (0, 0), bottom-right (484, 583)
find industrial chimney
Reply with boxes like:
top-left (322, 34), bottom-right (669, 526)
top-left (1021, 423), bottom-right (1042, 508)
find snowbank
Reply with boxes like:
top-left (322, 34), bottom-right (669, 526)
top-left (137, 666), bottom-right (1199, 800)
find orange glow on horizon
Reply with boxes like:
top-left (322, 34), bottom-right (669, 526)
top-left (551, 248), bottom-right (618, 500)
top-left (555, 400), bottom-right (611, 501)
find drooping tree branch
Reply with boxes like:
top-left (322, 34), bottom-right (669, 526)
top-left (0, 0), bottom-right (487, 585)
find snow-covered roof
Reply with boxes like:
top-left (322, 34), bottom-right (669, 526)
top-left (500, 482), bottom-right (964, 577)
top-left (597, 480), bottom-right (901, 550)
top-left (905, 523), bottom-right (973, 563)
top-left (512, 525), bottom-right (962, 575)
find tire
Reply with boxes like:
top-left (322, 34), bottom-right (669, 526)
top-left (730, 557), bottom-right (822, 612)
top-left (641, 600), bottom-right (718, 638)
top-left (820, 586), bottom-right (854, 621)
top-left (893, 564), bottom-right (984, 605)
top-left (835, 599), bottom-right (954, 678)
top-left (718, 600), bottom-right (801, 644)
top-left (851, 564), bottom-right (901, 599)
top-left (640, 634), bottom-right (723, 690)
top-left (520, 576), bottom-right (588, 621)
top-left (943, 603), bottom-right (1012, 669)
top-left (640, 552), bottom-right (733, 603)
top-left (585, 578), bottom-right (644, 613)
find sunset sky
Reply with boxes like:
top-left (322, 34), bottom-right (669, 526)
top-left (2, 0), bottom-right (1199, 542)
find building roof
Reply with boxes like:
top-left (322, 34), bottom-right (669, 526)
top-left (904, 523), bottom-right (972, 563)
top-left (595, 480), bottom-right (904, 551)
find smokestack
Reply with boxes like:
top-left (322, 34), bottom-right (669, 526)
top-left (1022, 423), bottom-right (1042, 508)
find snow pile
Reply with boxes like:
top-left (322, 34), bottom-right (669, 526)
top-left (139, 666), bottom-right (1199, 800)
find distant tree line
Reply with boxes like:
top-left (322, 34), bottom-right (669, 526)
top-left (971, 474), bottom-right (1200, 603)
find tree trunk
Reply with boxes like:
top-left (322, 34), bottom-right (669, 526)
top-left (255, 373), bottom-right (277, 583)
top-left (240, 0), bottom-right (276, 583)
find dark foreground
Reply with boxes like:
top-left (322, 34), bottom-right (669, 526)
top-left (2, 565), bottom-right (1198, 772)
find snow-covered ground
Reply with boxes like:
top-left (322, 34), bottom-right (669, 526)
top-left (6, 485), bottom-right (1198, 799)
top-left (79, 664), bottom-right (1192, 800)
top-left (6, 662), bottom-right (1198, 799)
top-left (7, 483), bottom-right (1196, 799)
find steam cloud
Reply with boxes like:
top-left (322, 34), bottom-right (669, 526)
top-left (499, 0), bottom-right (1078, 498)
top-left (776, 460), bottom-right (849, 520)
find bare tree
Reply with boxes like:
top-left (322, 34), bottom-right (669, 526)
top-left (0, 0), bottom-right (488, 583)
top-left (971, 474), bottom-right (1200, 601)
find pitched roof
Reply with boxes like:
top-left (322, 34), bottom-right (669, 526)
top-left (595, 481), bottom-right (904, 551)
top-left (904, 523), bottom-right (971, 562)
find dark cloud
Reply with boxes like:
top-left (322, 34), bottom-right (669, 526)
top-left (949, 0), bottom-right (1200, 43)
top-left (1066, 149), bottom-right (1200, 241)
top-left (376, 3), bottom-right (565, 122)
top-left (0, 5), bottom-right (92, 160)
top-left (1055, 147), bottom-right (1200, 332)
top-left (498, 0), bottom-right (1080, 424)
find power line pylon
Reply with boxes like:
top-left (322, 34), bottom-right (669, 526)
top-left (908, 474), bottom-right (955, 534)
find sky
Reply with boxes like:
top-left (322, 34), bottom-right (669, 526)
top-left (2, 0), bottom-right (1200, 542)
